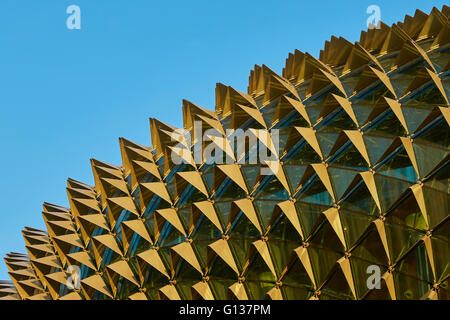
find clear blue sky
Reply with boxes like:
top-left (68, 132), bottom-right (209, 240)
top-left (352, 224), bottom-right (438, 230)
top-left (0, 0), bottom-right (446, 280)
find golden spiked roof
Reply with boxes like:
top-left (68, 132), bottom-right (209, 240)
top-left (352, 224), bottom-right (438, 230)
top-left (1, 6), bottom-right (449, 300)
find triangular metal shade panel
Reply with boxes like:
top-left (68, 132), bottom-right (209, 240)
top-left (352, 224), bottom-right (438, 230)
top-left (2, 6), bottom-right (449, 300)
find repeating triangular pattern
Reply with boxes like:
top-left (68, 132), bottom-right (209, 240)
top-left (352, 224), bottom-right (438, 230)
top-left (1, 6), bottom-right (449, 300)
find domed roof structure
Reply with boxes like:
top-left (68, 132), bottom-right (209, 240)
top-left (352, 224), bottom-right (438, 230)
top-left (1, 6), bottom-right (449, 300)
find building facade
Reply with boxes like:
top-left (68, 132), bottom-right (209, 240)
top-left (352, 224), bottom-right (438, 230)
top-left (1, 6), bottom-right (449, 300)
